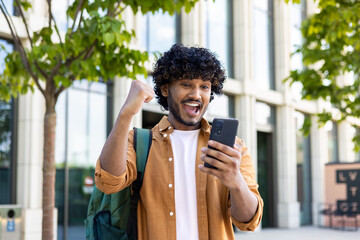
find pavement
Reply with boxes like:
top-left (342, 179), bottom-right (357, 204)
top-left (234, 226), bottom-right (360, 240)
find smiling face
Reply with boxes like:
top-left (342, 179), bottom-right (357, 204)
top-left (161, 78), bottom-right (211, 130)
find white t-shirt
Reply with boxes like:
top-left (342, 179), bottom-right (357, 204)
top-left (170, 129), bottom-right (200, 240)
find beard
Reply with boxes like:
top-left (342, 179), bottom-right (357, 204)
top-left (167, 90), bottom-right (207, 127)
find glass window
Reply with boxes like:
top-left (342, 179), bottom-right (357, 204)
top-left (352, 127), bottom-right (360, 162)
top-left (325, 121), bottom-right (339, 163)
top-left (255, 101), bottom-right (275, 126)
top-left (252, 0), bottom-right (275, 90)
top-left (52, 1), bottom-right (70, 32)
top-left (294, 111), bottom-right (312, 225)
top-left (290, 1), bottom-right (306, 101)
top-left (0, 99), bottom-right (13, 204)
top-left (2, 0), bottom-right (14, 15)
top-left (0, 39), bottom-right (14, 204)
top-left (0, 39), bottom-right (13, 72)
top-left (55, 81), bottom-right (110, 239)
top-left (206, 94), bottom-right (235, 118)
top-left (205, 0), bottom-right (233, 78)
top-left (138, 10), bottom-right (179, 54)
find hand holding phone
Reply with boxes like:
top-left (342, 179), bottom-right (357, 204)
top-left (204, 118), bottom-right (239, 169)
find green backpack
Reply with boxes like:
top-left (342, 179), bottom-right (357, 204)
top-left (85, 128), bottom-right (152, 240)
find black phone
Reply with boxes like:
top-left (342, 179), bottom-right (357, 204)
top-left (204, 118), bottom-right (239, 169)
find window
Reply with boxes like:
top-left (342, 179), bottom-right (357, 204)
top-left (0, 38), bottom-right (15, 204)
top-left (55, 81), bottom-right (111, 239)
top-left (255, 101), bottom-right (275, 126)
top-left (2, 0), bottom-right (14, 16)
top-left (205, 0), bottom-right (233, 78)
top-left (294, 111), bottom-right (312, 225)
top-left (352, 127), bottom-right (360, 162)
top-left (138, 10), bottom-right (180, 54)
top-left (325, 121), bottom-right (339, 163)
top-left (252, 0), bottom-right (275, 90)
top-left (290, 0), bottom-right (306, 101)
top-left (206, 94), bottom-right (235, 118)
top-left (52, 1), bottom-right (70, 32)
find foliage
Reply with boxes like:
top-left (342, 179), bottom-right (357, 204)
top-left (285, 0), bottom-right (360, 148)
top-left (0, 0), bottom-right (200, 103)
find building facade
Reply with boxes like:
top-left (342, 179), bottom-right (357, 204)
top-left (0, 0), bottom-right (359, 239)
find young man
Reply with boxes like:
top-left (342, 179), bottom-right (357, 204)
top-left (95, 44), bottom-right (263, 239)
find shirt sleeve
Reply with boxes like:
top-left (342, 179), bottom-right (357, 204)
top-left (231, 138), bottom-right (264, 231)
top-left (94, 129), bottom-right (138, 194)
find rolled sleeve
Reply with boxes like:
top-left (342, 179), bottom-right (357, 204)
top-left (231, 138), bottom-right (264, 231)
top-left (232, 194), bottom-right (263, 231)
top-left (94, 129), bottom-right (137, 194)
top-left (94, 159), bottom-right (129, 194)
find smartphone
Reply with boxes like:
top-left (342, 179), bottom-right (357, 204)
top-left (204, 118), bottom-right (239, 169)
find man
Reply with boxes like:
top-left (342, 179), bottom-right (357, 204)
top-left (95, 44), bottom-right (263, 239)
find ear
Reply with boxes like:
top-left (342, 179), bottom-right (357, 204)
top-left (161, 85), bottom-right (169, 97)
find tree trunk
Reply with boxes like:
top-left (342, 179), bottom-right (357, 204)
top-left (42, 102), bottom-right (56, 240)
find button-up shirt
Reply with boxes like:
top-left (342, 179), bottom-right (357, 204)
top-left (95, 117), bottom-right (263, 240)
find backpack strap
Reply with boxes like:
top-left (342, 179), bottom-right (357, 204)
top-left (127, 127), bottom-right (152, 238)
top-left (133, 128), bottom-right (152, 176)
top-left (132, 127), bottom-right (152, 199)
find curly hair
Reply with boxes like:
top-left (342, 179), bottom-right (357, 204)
top-left (152, 43), bottom-right (226, 110)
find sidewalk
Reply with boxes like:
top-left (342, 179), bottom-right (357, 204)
top-left (235, 226), bottom-right (360, 240)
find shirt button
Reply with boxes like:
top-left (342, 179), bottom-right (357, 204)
top-left (164, 134), bottom-right (167, 138)
top-left (170, 212), bottom-right (174, 216)
top-left (169, 184), bottom-right (173, 188)
top-left (169, 157), bottom-right (172, 161)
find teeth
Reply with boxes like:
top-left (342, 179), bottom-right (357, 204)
top-left (185, 103), bottom-right (200, 107)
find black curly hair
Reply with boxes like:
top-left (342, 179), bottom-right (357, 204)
top-left (152, 43), bottom-right (226, 110)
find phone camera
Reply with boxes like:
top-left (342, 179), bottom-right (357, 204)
top-left (214, 121), bottom-right (223, 135)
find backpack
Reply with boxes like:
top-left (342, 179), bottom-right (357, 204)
top-left (85, 128), bottom-right (152, 240)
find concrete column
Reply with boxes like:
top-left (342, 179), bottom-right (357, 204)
top-left (181, 0), bottom-right (201, 46)
top-left (16, 90), bottom-right (44, 240)
top-left (233, 0), bottom-right (257, 170)
top-left (338, 121), bottom-right (355, 163)
top-left (273, 0), bottom-right (291, 94)
top-left (276, 105), bottom-right (300, 228)
top-left (310, 115), bottom-right (328, 226)
top-left (272, 0), bottom-right (300, 228)
top-left (233, 0), bottom-right (252, 82)
top-left (235, 95), bottom-right (257, 169)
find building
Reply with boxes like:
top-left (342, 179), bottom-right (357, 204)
top-left (0, 0), bottom-right (359, 239)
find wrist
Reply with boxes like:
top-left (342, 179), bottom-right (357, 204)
top-left (119, 107), bottom-right (136, 121)
top-left (229, 173), bottom-right (246, 193)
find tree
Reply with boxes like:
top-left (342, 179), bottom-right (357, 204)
top-left (285, 0), bottom-right (360, 149)
top-left (0, 0), bottom-right (199, 239)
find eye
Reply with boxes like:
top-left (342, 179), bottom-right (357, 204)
top-left (182, 82), bottom-right (190, 87)
top-left (201, 85), bottom-right (210, 90)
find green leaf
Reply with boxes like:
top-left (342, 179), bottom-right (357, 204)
top-left (103, 33), bottom-right (115, 46)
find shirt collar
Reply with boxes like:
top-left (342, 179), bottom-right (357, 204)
top-left (158, 116), bottom-right (211, 134)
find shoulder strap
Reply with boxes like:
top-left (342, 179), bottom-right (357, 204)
top-left (127, 128), bottom-right (152, 238)
top-left (133, 128), bottom-right (152, 178)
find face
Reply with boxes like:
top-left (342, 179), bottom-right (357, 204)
top-left (161, 78), bottom-right (211, 130)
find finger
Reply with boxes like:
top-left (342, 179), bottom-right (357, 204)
top-left (198, 164), bottom-right (222, 178)
top-left (144, 89), bottom-right (155, 103)
top-left (201, 146), bottom-right (228, 161)
top-left (200, 154), bottom-right (225, 170)
top-left (208, 140), bottom-right (239, 157)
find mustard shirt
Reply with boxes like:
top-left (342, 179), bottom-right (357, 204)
top-left (95, 117), bottom-right (263, 240)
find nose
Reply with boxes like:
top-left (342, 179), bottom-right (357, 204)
top-left (189, 86), bottom-right (201, 100)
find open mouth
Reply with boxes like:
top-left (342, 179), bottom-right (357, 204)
top-left (183, 102), bottom-right (201, 116)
